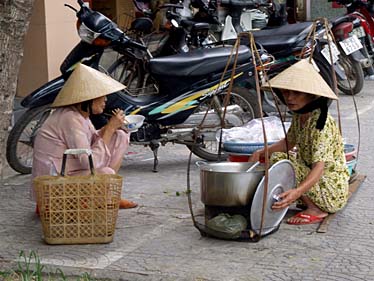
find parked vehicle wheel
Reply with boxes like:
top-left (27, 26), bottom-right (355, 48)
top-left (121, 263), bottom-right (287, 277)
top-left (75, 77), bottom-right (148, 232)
top-left (187, 86), bottom-right (261, 161)
top-left (335, 53), bottom-right (364, 95)
top-left (6, 106), bottom-right (52, 174)
top-left (107, 55), bottom-right (158, 96)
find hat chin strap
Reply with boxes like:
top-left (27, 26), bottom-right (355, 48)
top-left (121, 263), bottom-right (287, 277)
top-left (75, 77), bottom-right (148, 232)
top-left (293, 97), bottom-right (329, 131)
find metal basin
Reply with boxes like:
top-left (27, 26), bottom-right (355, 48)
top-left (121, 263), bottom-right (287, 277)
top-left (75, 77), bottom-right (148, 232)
top-left (199, 162), bottom-right (265, 207)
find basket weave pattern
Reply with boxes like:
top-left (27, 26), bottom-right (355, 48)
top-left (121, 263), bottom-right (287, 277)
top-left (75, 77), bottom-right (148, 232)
top-left (35, 174), bottom-right (122, 244)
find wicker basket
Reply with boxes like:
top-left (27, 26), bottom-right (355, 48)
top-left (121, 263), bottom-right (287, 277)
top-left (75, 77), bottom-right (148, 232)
top-left (34, 149), bottom-right (122, 245)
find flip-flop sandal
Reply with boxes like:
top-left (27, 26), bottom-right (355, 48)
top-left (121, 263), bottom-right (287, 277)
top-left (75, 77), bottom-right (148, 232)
top-left (287, 213), bottom-right (324, 225)
top-left (119, 199), bottom-right (138, 209)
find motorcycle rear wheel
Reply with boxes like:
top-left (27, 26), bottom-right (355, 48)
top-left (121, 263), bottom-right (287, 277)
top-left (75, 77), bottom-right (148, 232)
top-left (336, 53), bottom-right (364, 95)
top-left (6, 105), bottom-right (52, 174)
top-left (187, 86), bottom-right (261, 161)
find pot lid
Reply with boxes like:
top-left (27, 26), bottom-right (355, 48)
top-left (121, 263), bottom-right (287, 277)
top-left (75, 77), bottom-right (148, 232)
top-left (250, 159), bottom-right (296, 236)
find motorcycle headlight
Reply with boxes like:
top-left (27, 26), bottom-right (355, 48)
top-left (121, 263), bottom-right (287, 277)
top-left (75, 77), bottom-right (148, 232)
top-left (78, 22), bottom-right (101, 44)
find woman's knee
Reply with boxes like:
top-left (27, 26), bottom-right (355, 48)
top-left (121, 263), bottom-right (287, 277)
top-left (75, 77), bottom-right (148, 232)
top-left (116, 130), bottom-right (129, 142)
top-left (270, 152), bottom-right (288, 164)
top-left (112, 130), bottom-right (129, 151)
top-left (96, 167), bottom-right (115, 174)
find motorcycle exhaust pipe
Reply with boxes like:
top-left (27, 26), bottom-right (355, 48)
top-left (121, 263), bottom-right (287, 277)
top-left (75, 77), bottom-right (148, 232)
top-left (166, 128), bottom-right (194, 135)
top-left (162, 127), bottom-right (217, 140)
top-left (160, 128), bottom-right (195, 139)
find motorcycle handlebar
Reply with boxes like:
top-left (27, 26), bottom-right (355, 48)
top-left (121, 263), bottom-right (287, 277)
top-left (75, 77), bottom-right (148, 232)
top-left (64, 4), bottom-right (78, 12)
top-left (123, 36), bottom-right (148, 51)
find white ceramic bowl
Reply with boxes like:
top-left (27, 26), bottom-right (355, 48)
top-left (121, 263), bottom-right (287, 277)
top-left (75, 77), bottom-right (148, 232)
top-left (123, 115), bottom-right (145, 132)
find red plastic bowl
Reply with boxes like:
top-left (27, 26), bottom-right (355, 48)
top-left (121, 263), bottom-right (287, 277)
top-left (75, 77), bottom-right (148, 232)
top-left (227, 153), bottom-right (251, 162)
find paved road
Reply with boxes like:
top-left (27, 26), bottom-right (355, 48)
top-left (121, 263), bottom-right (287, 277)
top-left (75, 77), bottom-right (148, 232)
top-left (0, 81), bottom-right (373, 281)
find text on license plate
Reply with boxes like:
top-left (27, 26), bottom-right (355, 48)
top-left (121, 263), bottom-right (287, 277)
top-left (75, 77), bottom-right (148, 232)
top-left (339, 35), bottom-right (363, 55)
top-left (350, 26), bottom-right (366, 38)
top-left (321, 42), bottom-right (340, 65)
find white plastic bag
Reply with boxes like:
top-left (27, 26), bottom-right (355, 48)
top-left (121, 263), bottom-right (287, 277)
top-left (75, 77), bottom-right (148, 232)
top-left (217, 116), bottom-right (290, 143)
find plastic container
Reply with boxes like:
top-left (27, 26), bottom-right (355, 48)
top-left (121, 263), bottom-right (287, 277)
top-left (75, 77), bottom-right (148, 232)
top-left (346, 157), bottom-right (357, 176)
top-left (344, 144), bottom-right (357, 162)
top-left (227, 152), bottom-right (251, 162)
top-left (223, 142), bottom-right (275, 154)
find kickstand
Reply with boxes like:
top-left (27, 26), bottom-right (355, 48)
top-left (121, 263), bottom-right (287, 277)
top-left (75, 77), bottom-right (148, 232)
top-left (149, 140), bottom-right (160, 172)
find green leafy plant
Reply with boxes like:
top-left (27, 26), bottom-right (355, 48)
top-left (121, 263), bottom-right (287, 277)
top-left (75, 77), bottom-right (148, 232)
top-left (0, 250), bottom-right (96, 280)
top-left (17, 250), bottom-right (45, 280)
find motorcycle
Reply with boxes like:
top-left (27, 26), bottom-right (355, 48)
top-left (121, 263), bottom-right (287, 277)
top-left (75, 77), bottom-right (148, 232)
top-left (219, 0), bottom-right (365, 97)
top-left (330, 14), bottom-right (365, 95)
top-left (220, 0), bottom-right (271, 41)
top-left (125, 1), bottom-right (338, 114)
top-left (217, 0), bottom-right (337, 100)
top-left (98, 0), bottom-right (222, 97)
top-left (6, 0), bottom-right (267, 174)
top-left (232, 21), bottom-right (338, 114)
top-left (335, 0), bottom-right (374, 80)
top-left (128, 0), bottom-right (220, 57)
top-left (331, 9), bottom-right (373, 95)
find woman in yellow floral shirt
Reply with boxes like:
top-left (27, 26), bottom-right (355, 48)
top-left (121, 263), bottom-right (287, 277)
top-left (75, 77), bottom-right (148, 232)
top-left (250, 59), bottom-right (349, 225)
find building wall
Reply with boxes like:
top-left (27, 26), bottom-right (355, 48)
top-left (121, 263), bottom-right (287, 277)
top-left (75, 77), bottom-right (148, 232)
top-left (17, 0), bottom-right (132, 97)
top-left (44, 0), bottom-right (81, 80)
top-left (310, 0), bottom-right (345, 20)
top-left (17, 0), bottom-right (48, 98)
top-left (17, 0), bottom-right (80, 97)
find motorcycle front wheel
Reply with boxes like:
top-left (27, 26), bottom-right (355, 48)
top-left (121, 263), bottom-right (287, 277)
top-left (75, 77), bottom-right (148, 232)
top-left (107, 55), bottom-right (158, 96)
top-left (187, 86), bottom-right (261, 161)
top-left (6, 105), bottom-right (52, 174)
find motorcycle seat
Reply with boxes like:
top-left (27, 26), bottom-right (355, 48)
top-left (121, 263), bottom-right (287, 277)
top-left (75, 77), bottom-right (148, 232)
top-left (131, 17), bottom-right (153, 34)
top-left (109, 90), bottom-right (163, 107)
top-left (331, 15), bottom-right (360, 27)
top-left (252, 22), bottom-right (313, 54)
top-left (181, 20), bottom-right (210, 31)
top-left (149, 45), bottom-right (251, 76)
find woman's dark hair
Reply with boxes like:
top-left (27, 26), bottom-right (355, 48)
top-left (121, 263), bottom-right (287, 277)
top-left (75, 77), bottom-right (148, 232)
top-left (80, 100), bottom-right (93, 115)
top-left (293, 97), bottom-right (330, 131)
top-left (275, 90), bottom-right (330, 130)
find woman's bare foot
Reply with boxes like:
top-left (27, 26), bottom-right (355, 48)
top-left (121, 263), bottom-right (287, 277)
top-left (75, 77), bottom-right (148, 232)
top-left (287, 209), bottom-right (328, 224)
top-left (287, 195), bottom-right (328, 224)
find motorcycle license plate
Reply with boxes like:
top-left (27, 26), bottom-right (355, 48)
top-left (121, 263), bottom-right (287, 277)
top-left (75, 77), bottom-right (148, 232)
top-left (339, 35), bottom-right (363, 55)
top-left (321, 42), bottom-right (340, 65)
top-left (350, 26), bottom-right (366, 38)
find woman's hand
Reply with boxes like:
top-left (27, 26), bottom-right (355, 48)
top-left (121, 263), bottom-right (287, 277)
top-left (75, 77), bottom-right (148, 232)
top-left (248, 149), bottom-right (264, 162)
top-left (107, 108), bottom-right (125, 130)
top-left (272, 188), bottom-right (302, 210)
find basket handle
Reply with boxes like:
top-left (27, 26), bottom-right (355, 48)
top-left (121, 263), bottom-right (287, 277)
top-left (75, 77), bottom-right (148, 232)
top-left (60, 149), bottom-right (94, 176)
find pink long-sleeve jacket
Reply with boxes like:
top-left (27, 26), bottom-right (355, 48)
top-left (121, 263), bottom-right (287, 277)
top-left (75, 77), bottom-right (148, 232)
top-left (32, 106), bottom-right (129, 179)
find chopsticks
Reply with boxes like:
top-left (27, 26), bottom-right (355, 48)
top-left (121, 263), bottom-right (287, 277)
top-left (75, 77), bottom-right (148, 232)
top-left (103, 112), bottom-right (129, 125)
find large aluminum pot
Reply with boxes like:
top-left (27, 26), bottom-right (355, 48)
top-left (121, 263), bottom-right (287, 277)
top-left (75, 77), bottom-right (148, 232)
top-left (199, 162), bottom-right (265, 207)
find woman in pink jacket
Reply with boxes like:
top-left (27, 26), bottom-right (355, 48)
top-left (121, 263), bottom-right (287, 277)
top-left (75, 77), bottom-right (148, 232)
top-left (32, 64), bottom-right (137, 210)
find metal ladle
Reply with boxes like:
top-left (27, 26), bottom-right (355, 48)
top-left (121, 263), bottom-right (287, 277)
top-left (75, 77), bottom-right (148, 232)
top-left (245, 161), bottom-right (260, 173)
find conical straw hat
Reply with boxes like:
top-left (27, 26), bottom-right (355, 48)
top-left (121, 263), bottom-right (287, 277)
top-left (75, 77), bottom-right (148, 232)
top-left (263, 59), bottom-right (338, 100)
top-left (52, 64), bottom-right (126, 107)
